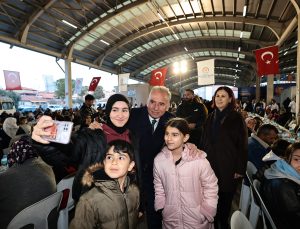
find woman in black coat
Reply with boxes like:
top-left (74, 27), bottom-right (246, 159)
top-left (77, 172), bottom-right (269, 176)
top-left (201, 86), bottom-right (248, 229)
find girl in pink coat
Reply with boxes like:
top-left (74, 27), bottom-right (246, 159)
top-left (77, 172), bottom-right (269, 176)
top-left (154, 118), bottom-right (218, 229)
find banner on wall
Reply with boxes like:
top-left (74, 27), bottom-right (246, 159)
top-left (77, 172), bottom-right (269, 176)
top-left (197, 59), bottom-right (215, 86)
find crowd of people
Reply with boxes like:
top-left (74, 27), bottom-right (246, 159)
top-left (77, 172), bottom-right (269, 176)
top-left (0, 86), bottom-right (299, 229)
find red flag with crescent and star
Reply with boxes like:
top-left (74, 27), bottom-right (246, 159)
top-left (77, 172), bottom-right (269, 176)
top-left (3, 70), bottom-right (22, 90)
top-left (254, 45), bottom-right (279, 76)
top-left (88, 77), bottom-right (101, 91)
top-left (149, 67), bottom-right (168, 86)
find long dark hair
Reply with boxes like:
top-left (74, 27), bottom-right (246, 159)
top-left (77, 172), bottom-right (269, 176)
top-left (212, 86), bottom-right (236, 110)
top-left (284, 142), bottom-right (300, 164)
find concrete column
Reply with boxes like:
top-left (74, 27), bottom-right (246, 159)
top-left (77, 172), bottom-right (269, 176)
top-left (291, 0), bottom-right (300, 122)
top-left (255, 75), bottom-right (260, 101)
top-left (64, 59), bottom-right (73, 108)
top-left (266, 75), bottom-right (274, 104)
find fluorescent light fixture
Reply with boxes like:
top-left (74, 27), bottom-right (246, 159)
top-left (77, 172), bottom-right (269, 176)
top-left (291, 71), bottom-right (294, 74)
top-left (174, 34), bottom-right (180, 40)
top-left (295, 41), bottom-right (298, 44)
top-left (243, 5), bottom-right (247, 17)
top-left (62, 20), bottom-right (77, 29)
top-left (173, 62), bottom-right (180, 74)
top-left (235, 69), bottom-right (238, 72)
top-left (191, 56), bottom-right (194, 60)
top-left (238, 47), bottom-right (241, 52)
top-left (100, 39), bottom-right (110, 45)
top-left (184, 47), bottom-right (188, 51)
top-left (125, 52), bottom-right (132, 57)
top-left (236, 64), bottom-right (238, 68)
top-left (240, 32), bottom-right (243, 38)
top-left (284, 51), bottom-right (288, 56)
top-left (157, 12), bottom-right (165, 22)
top-left (237, 57), bottom-right (240, 61)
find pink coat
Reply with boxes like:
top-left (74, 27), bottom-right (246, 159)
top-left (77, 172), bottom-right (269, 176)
top-left (154, 144), bottom-right (218, 229)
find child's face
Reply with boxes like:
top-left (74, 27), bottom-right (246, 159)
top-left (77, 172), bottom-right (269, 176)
top-left (164, 126), bottom-right (189, 153)
top-left (290, 149), bottom-right (300, 174)
top-left (103, 146), bottom-right (135, 182)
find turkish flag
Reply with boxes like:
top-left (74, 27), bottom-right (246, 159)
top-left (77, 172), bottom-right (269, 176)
top-left (3, 70), bottom-right (22, 90)
top-left (149, 67), bottom-right (168, 86)
top-left (254, 45), bottom-right (279, 76)
top-left (88, 77), bottom-right (101, 91)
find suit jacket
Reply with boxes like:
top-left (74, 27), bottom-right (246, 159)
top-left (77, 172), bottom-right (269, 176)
top-left (201, 109), bottom-right (248, 192)
top-left (128, 106), bottom-right (174, 179)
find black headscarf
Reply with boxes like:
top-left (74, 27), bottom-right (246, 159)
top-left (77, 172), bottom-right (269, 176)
top-left (105, 94), bottom-right (130, 134)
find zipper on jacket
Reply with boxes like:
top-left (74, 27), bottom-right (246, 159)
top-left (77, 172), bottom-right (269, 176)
top-left (175, 164), bottom-right (184, 227)
top-left (122, 192), bottom-right (130, 229)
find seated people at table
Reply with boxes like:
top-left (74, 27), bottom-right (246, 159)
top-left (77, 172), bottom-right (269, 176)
top-left (0, 136), bottom-right (56, 229)
top-left (261, 142), bottom-right (300, 229)
top-left (248, 124), bottom-right (278, 170)
top-left (245, 117), bottom-right (256, 137)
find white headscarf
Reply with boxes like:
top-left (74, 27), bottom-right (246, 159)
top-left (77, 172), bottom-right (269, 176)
top-left (3, 117), bottom-right (19, 138)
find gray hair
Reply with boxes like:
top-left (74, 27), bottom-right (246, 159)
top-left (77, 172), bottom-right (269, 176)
top-left (149, 86), bottom-right (171, 102)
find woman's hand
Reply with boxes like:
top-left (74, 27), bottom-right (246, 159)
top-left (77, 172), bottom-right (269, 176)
top-left (88, 121), bottom-right (103, 130)
top-left (32, 115), bottom-right (54, 144)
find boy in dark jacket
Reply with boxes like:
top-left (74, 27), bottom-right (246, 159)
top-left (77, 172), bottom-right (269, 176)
top-left (70, 140), bottom-right (140, 229)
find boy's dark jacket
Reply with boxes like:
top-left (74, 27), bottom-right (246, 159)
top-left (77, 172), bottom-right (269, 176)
top-left (70, 163), bottom-right (140, 229)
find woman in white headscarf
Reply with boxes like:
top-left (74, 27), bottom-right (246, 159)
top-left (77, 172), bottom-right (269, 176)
top-left (0, 117), bottom-right (25, 150)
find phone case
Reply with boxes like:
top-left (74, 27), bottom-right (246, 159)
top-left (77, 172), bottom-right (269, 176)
top-left (42, 121), bottom-right (73, 144)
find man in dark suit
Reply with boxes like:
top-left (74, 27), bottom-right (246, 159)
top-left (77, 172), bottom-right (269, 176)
top-left (128, 86), bottom-right (174, 229)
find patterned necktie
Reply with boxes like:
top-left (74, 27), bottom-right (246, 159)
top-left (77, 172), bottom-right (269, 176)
top-left (151, 119), bottom-right (157, 134)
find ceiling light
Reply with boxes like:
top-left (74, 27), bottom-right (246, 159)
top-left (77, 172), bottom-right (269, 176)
top-left (125, 52), bottom-right (132, 57)
top-left (291, 71), bottom-right (294, 74)
top-left (100, 39), bottom-right (110, 45)
top-left (236, 64), bottom-right (239, 68)
top-left (238, 47), bottom-right (241, 52)
top-left (157, 12), bottom-right (165, 22)
top-left (62, 20), bottom-right (77, 29)
top-left (237, 57), bottom-right (240, 61)
top-left (184, 47), bottom-right (188, 51)
top-left (284, 51), bottom-right (288, 55)
top-left (243, 5), bottom-right (247, 17)
top-left (174, 34), bottom-right (180, 40)
top-left (240, 32), bottom-right (243, 38)
top-left (173, 62), bottom-right (180, 74)
top-left (295, 41), bottom-right (298, 44)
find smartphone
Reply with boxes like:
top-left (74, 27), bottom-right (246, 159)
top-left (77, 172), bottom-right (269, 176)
top-left (42, 121), bottom-right (73, 144)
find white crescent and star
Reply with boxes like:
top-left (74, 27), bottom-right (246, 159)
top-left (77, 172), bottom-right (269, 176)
top-left (7, 72), bottom-right (17, 83)
top-left (154, 71), bottom-right (162, 80)
top-left (261, 51), bottom-right (274, 64)
top-left (90, 78), bottom-right (98, 86)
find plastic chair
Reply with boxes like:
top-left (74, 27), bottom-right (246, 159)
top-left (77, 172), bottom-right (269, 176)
top-left (253, 179), bottom-right (277, 229)
top-left (57, 174), bottom-right (75, 229)
top-left (246, 161), bottom-right (257, 186)
top-left (7, 191), bottom-right (63, 229)
top-left (248, 184), bottom-right (260, 228)
top-left (239, 179), bottom-right (251, 215)
top-left (231, 210), bottom-right (253, 229)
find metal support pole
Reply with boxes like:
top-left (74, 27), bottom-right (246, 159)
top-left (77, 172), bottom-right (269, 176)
top-left (64, 59), bottom-right (73, 108)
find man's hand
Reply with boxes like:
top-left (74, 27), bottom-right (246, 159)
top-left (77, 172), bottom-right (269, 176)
top-left (186, 143), bottom-right (198, 157)
top-left (32, 115), bottom-right (54, 144)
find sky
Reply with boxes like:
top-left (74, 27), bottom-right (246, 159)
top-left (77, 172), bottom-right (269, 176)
top-left (0, 41), bottom-right (138, 92)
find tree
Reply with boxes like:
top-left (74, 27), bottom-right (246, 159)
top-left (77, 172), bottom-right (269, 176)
top-left (79, 86), bottom-right (105, 99)
top-left (0, 89), bottom-right (21, 108)
top-left (55, 79), bottom-right (76, 99)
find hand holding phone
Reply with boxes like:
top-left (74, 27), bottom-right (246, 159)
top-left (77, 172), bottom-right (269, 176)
top-left (42, 121), bottom-right (73, 144)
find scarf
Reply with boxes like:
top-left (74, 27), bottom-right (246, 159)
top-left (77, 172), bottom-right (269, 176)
top-left (102, 124), bottom-right (131, 144)
top-left (264, 159), bottom-right (300, 185)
